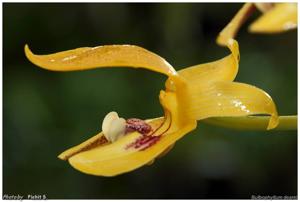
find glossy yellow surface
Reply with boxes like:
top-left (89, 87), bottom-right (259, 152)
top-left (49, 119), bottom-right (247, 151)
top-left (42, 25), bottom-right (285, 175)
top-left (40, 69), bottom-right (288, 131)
top-left (250, 3), bottom-right (297, 33)
top-left (179, 39), bottom-right (277, 129)
top-left (186, 81), bottom-right (278, 129)
top-left (24, 44), bottom-right (177, 76)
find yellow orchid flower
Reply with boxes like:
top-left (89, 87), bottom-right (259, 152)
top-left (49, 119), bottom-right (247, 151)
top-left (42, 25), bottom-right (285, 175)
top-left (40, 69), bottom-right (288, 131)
top-left (24, 42), bottom-right (279, 176)
top-left (250, 3), bottom-right (297, 33)
top-left (226, 2), bottom-right (297, 34)
top-left (217, 3), bottom-right (297, 41)
top-left (24, 4), bottom-right (282, 177)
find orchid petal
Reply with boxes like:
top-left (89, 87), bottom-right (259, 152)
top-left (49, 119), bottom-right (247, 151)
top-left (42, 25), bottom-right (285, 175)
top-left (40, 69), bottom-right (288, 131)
top-left (184, 81), bottom-right (279, 129)
top-left (217, 3), bottom-right (254, 46)
top-left (178, 39), bottom-right (239, 83)
top-left (24, 44), bottom-right (177, 76)
top-left (249, 3), bottom-right (297, 33)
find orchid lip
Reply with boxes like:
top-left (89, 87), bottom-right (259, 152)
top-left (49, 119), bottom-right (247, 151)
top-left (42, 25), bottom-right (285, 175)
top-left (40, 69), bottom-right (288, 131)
top-left (58, 135), bottom-right (109, 160)
top-left (58, 116), bottom-right (169, 161)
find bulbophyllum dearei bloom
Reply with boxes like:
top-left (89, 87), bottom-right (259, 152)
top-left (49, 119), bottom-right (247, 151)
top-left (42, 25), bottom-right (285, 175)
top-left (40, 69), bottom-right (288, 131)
top-left (25, 5), bottom-right (280, 176)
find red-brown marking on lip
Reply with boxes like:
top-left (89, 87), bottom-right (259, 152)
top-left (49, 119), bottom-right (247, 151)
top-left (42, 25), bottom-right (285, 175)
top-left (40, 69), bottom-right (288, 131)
top-left (125, 134), bottom-right (161, 151)
top-left (126, 118), bottom-right (152, 135)
top-left (125, 116), bottom-right (172, 151)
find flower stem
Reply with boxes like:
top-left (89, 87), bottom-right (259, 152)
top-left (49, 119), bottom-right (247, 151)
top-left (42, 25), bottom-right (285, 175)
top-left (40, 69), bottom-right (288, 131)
top-left (201, 115), bottom-right (297, 131)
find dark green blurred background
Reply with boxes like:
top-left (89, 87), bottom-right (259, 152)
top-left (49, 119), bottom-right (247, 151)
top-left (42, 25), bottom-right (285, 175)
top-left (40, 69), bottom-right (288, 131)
top-left (3, 3), bottom-right (297, 199)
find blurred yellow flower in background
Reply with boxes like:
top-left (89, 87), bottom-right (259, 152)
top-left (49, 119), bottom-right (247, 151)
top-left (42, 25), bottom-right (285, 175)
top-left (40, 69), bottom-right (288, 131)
top-left (250, 3), bottom-right (297, 33)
